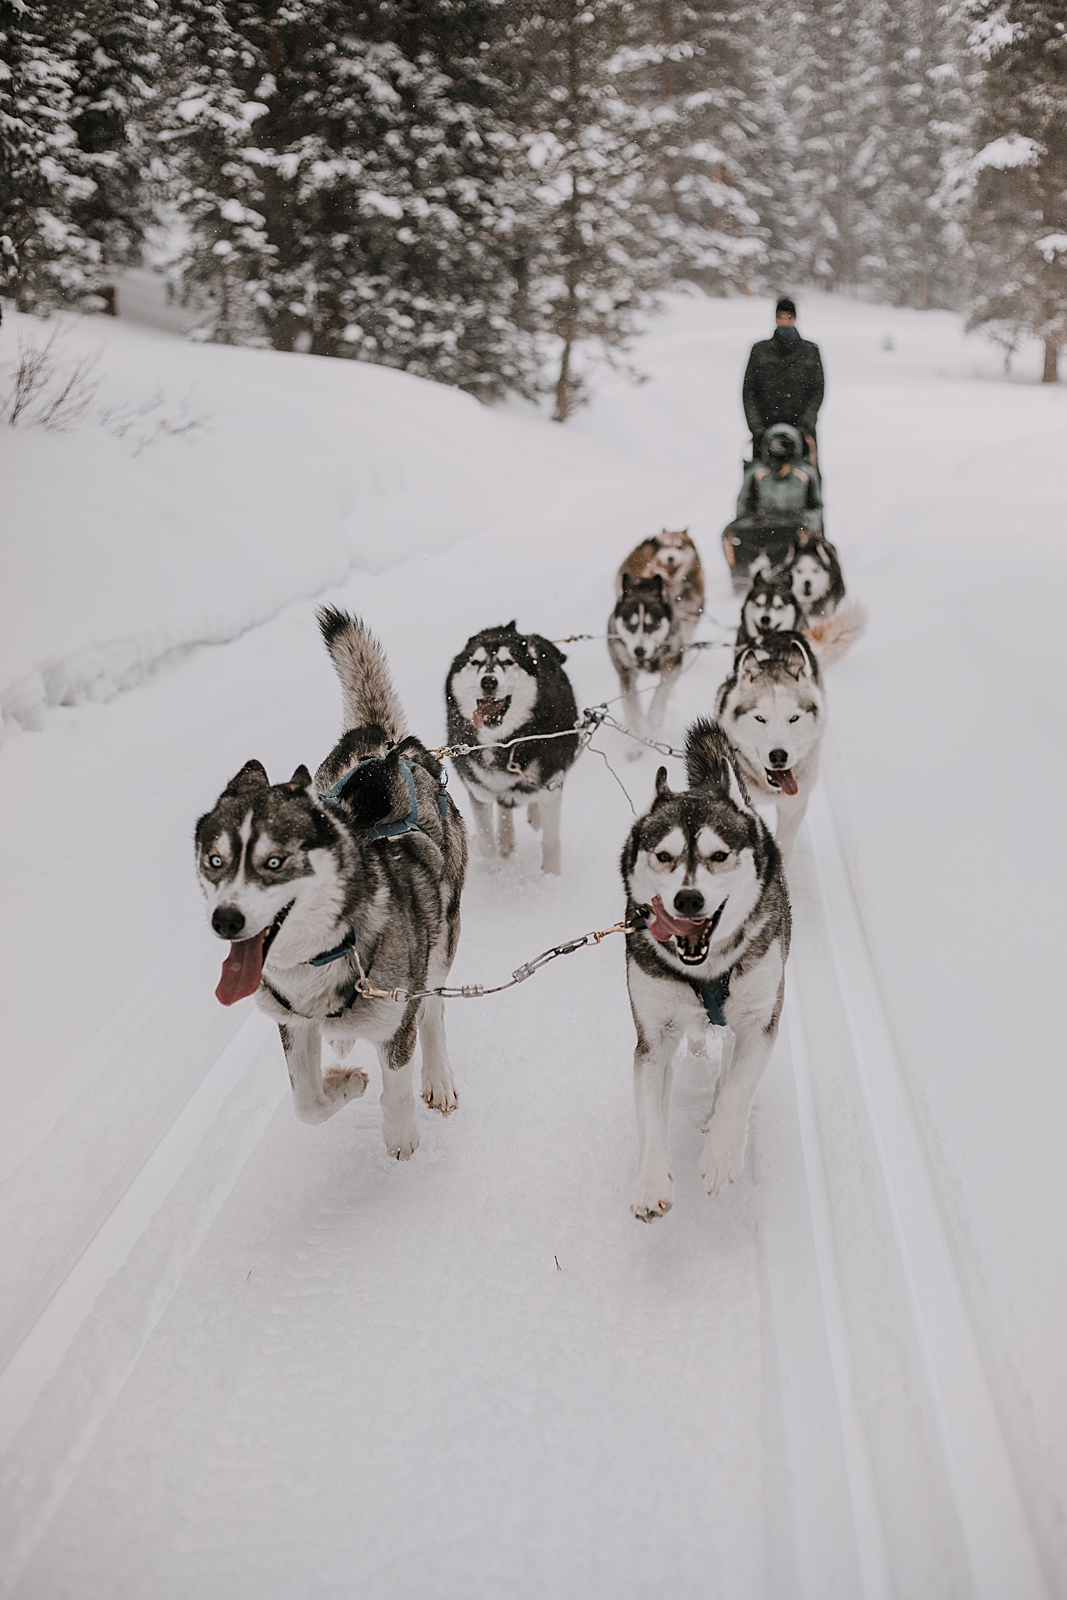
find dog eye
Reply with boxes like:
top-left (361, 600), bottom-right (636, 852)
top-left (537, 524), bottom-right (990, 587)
top-left (708, 850), bottom-right (728, 863)
top-left (753, 715), bottom-right (766, 724)
top-left (654, 850), bottom-right (674, 865)
top-left (207, 854), bottom-right (223, 869)
top-left (264, 856), bottom-right (283, 870)
top-left (789, 714), bottom-right (800, 723)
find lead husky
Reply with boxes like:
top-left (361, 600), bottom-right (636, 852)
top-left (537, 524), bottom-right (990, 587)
top-left (716, 632), bottom-right (823, 862)
top-left (621, 721), bottom-right (790, 1220)
top-left (195, 608), bottom-right (468, 1159)
top-left (445, 623), bottom-right (580, 875)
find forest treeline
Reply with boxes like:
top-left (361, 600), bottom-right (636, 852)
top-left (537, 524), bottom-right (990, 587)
top-left (1, 1), bottom-right (1065, 410)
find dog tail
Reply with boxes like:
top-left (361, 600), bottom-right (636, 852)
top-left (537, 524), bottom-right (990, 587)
top-left (684, 718), bottom-right (755, 812)
top-left (806, 599), bottom-right (867, 665)
top-left (317, 607), bottom-right (407, 743)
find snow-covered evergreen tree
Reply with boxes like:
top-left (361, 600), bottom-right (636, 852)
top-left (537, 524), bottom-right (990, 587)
top-left (161, 0), bottom-right (542, 397)
top-left (0, 0), bottom-right (155, 317)
top-left (502, 0), bottom-right (669, 420)
top-left (965, 1), bottom-right (1067, 379)
top-left (626, 0), bottom-right (765, 294)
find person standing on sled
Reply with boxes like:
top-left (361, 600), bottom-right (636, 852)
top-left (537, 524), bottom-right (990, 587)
top-left (743, 297), bottom-right (824, 465)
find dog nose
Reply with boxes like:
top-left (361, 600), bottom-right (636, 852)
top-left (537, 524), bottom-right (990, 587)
top-left (768, 749), bottom-right (788, 767)
top-left (634, 646), bottom-right (646, 659)
top-left (480, 675), bottom-right (498, 695)
top-left (673, 888), bottom-right (705, 917)
top-left (212, 905), bottom-right (246, 939)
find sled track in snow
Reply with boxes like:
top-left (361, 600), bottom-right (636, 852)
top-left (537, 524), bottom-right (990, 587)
top-left (788, 787), bottom-right (1047, 1600)
top-left (0, 783), bottom-right (1050, 1598)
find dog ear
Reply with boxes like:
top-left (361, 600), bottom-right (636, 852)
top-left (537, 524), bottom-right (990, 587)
top-left (288, 764), bottom-right (313, 789)
top-left (654, 766), bottom-right (673, 802)
top-left (621, 572), bottom-right (634, 596)
top-left (739, 648), bottom-right (761, 679)
top-left (787, 639), bottom-right (814, 678)
top-left (222, 759), bottom-right (269, 796)
top-left (650, 573), bottom-right (666, 599)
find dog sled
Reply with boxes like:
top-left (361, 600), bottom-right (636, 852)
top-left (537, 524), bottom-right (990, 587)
top-left (722, 425), bottom-right (823, 593)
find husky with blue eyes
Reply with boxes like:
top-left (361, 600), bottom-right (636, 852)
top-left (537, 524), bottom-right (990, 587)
top-left (195, 609), bottom-right (468, 1161)
top-left (620, 720), bottom-right (790, 1221)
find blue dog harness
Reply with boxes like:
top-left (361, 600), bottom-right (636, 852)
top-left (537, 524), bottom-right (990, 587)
top-left (693, 972), bottom-right (730, 1028)
top-left (318, 757), bottom-right (449, 838)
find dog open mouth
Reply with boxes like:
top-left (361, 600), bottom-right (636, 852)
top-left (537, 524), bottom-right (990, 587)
top-left (471, 695), bottom-right (511, 730)
top-left (765, 767), bottom-right (799, 796)
top-left (215, 901), bottom-right (292, 1006)
top-left (646, 894), bottom-right (726, 966)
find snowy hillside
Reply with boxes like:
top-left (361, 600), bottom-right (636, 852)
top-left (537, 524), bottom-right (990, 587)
top-left (1, 289), bottom-right (1064, 1599)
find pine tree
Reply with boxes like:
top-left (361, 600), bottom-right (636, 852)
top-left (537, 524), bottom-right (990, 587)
top-left (627, 0), bottom-right (766, 294)
top-left (0, 0), bottom-right (155, 317)
top-left (965, 1), bottom-right (1067, 380)
top-left (503, 0), bottom-right (668, 421)
top-left (161, 0), bottom-right (542, 397)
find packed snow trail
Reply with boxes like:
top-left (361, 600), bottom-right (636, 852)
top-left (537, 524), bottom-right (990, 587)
top-left (1, 292), bottom-right (1064, 1596)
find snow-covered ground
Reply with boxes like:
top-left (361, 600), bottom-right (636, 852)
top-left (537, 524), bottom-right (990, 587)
top-left (0, 286), bottom-right (1064, 1598)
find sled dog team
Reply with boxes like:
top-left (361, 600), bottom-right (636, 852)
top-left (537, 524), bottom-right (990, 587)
top-left (196, 533), bottom-right (864, 1221)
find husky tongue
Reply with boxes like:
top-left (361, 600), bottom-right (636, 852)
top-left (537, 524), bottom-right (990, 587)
top-left (646, 894), bottom-right (709, 943)
top-left (216, 931), bottom-right (267, 1006)
top-left (472, 697), bottom-right (508, 730)
top-left (768, 768), bottom-right (799, 796)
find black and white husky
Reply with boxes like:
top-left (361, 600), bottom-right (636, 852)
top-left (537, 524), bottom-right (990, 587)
top-left (620, 722), bottom-right (790, 1220)
top-left (446, 622), bottom-right (580, 875)
top-left (738, 570), bottom-right (802, 647)
top-left (607, 574), bottom-right (696, 753)
top-left (786, 531), bottom-right (845, 620)
top-left (195, 608), bottom-right (468, 1159)
top-left (716, 632), bottom-right (823, 862)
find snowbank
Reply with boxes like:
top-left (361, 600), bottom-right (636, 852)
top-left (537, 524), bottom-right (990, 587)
top-left (0, 306), bottom-right (535, 735)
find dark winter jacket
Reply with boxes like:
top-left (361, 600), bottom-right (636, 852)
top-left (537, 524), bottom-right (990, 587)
top-left (743, 329), bottom-right (824, 439)
top-left (736, 424), bottom-right (822, 528)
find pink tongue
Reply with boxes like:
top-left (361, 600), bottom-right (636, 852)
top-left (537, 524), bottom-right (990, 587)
top-left (647, 894), bottom-right (709, 943)
top-left (770, 768), bottom-right (799, 796)
top-left (216, 932), bottom-right (266, 1006)
top-left (471, 698), bottom-right (505, 730)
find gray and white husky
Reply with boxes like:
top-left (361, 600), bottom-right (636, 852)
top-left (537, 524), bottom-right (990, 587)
top-left (195, 608), bottom-right (468, 1159)
top-left (620, 721), bottom-right (790, 1220)
top-left (607, 574), bottom-right (696, 755)
top-left (716, 631), bottom-right (824, 863)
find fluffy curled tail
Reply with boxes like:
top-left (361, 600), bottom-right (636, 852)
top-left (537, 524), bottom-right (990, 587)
top-left (806, 600), bottom-right (867, 665)
top-left (684, 717), bottom-right (755, 812)
top-left (317, 607), bottom-right (407, 743)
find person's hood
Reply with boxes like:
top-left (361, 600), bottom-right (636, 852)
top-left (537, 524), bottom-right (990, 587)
top-left (761, 423), bottom-right (805, 466)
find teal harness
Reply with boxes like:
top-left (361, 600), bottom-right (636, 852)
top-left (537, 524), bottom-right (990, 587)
top-left (693, 973), bottom-right (730, 1028)
top-left (318, 757), bottom-right (449, 838)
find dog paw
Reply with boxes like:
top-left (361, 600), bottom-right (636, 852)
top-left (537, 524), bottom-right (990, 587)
top-left (384, 1125), bottom-right (419, 1160)
top-left (324, 1065), bottom-right (369, 1105)
top-left (631, 1173), bottom-right (673, 1222)
top-left (528, 802), bottom-right (541, 831)
top-left (701, 1126), bottom-right (745, 1196)
top-left (421, 1075), bottom-right (458, 1115)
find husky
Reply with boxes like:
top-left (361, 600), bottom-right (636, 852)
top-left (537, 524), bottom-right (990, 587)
top-left (195, 608), bottom-right (468, 1159)
top-left (738, 569), bottom-right (802, 647)
top-left (445, 622), bottom-right (580, 875)
top-left (616, 528), bottom-right (704, 625)
top-left (620, 721), bottom-right (790, 1219)
top-left (716, 632), bottom-right (823, 862)
top-left (607, 574), bottom-right (695, 754)
top-left (786, 530), bottom-right (845, 620)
